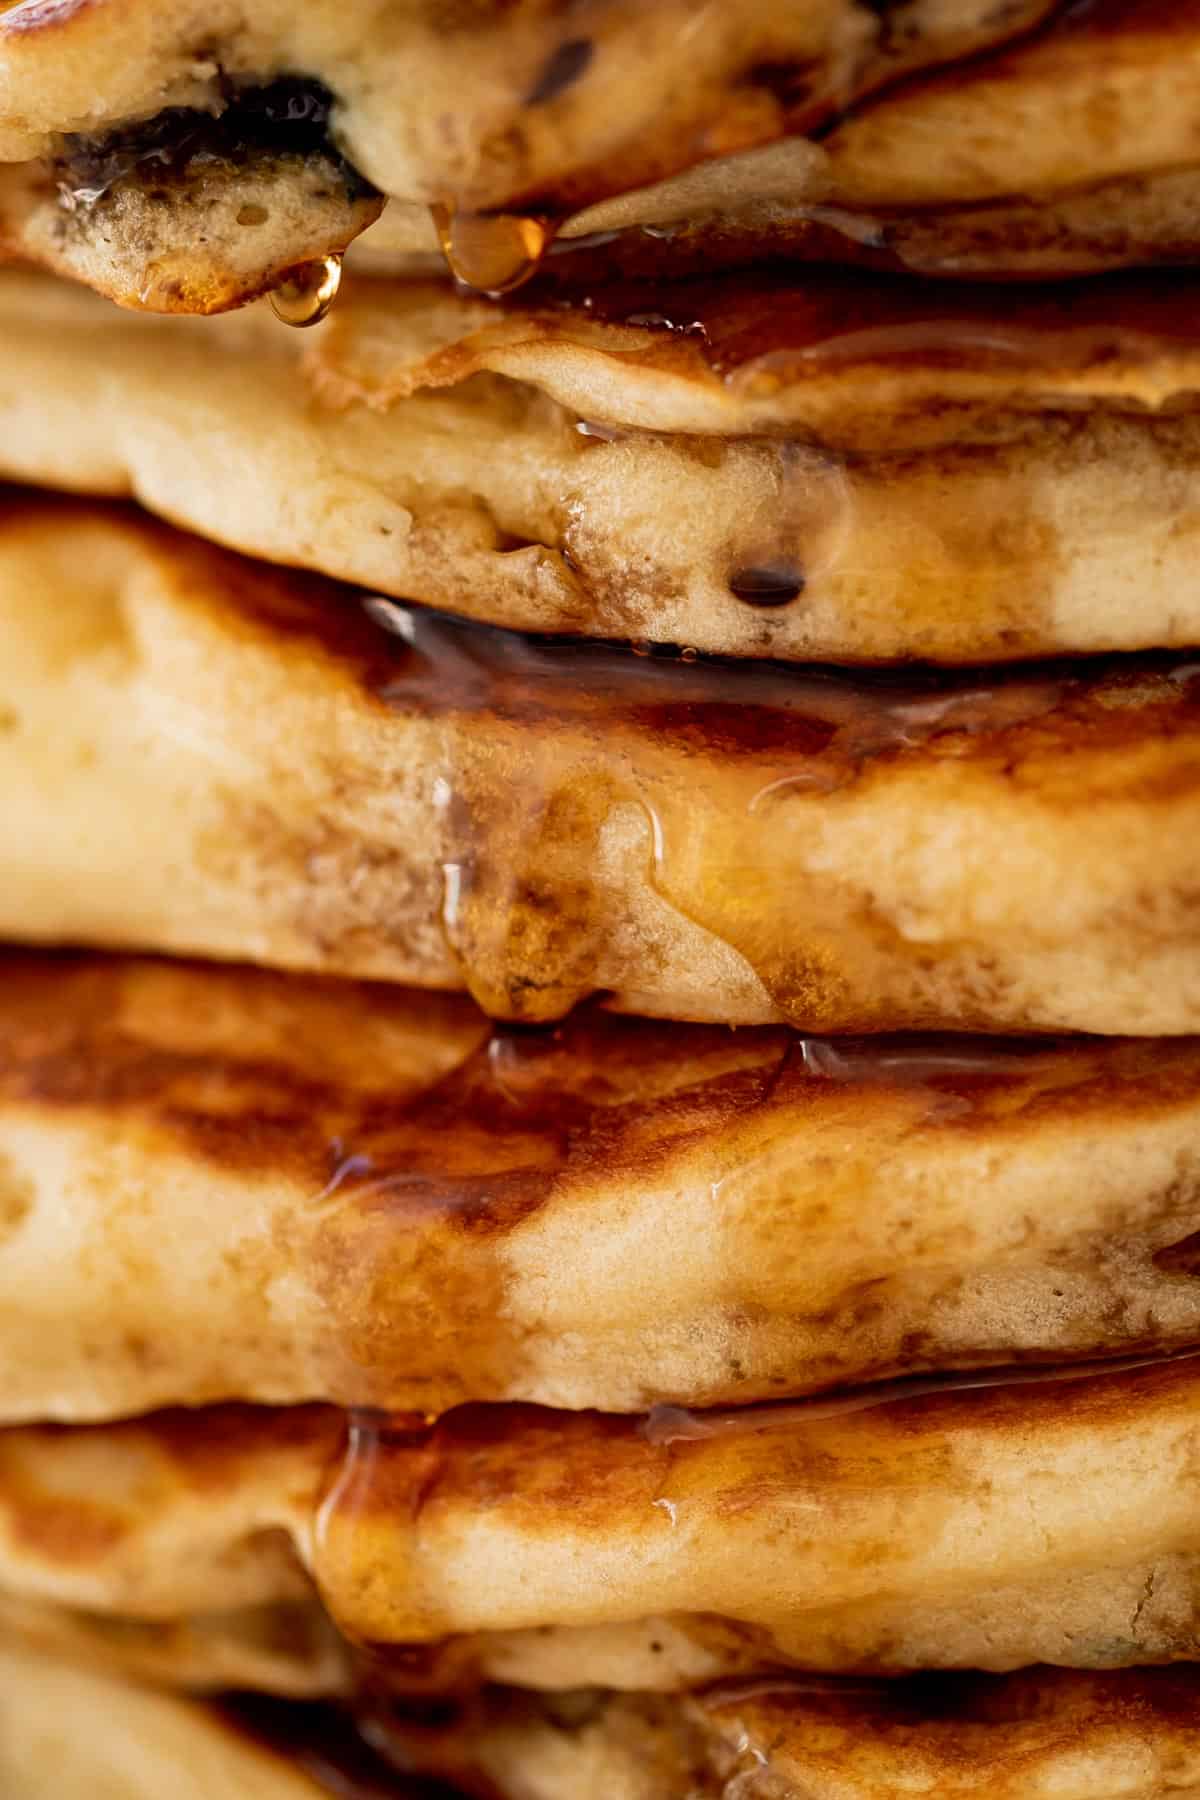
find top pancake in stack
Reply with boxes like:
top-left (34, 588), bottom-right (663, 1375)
top-left (0, 0), bottom-right (1065, 310)
top-left (1, 3), bottom-right (1200, 309)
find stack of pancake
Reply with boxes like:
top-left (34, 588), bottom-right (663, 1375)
top-left (3, 2), bottom-right (1200, 1794)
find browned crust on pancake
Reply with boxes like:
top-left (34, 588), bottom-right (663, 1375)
top-left (4, 948), bottom-right (1200, 1419)
top-left (8, 1361), bottom-right (1200, 1684)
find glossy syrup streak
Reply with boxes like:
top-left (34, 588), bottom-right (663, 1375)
top-left (563, 263), bottom-right (1200, 380)
top-left (312, 1346), bottom-right (1200, 1645)
top-left (355, 593), bottom-right (1200, 1022)
top-left (362, 591), bottom-right (1200, 756)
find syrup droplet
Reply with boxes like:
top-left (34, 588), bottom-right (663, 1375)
top-left (729, 443), bottom-right (848, 619)
top-left (730, 565), bottom-right (806, 606)
top-left (269, 253), bottom-right (343, 327)
top-left (575, 418), bottom-right (624, 442)
top-left (431, 203), bottom-right (557, 296)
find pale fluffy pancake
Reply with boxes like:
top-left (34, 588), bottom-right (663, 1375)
top-left (2, 496), bottom-right (1200, 1034)
top-left (7, 1360), bottom-right (1200, 1687)
top-left (10, 267), bottom-right (1200, 662)
top-left (9, 1644), bottom-right (1200, 1800)
top-left (0, 1641), bottom-right (441, 1799)
top-left (4, 951), bottom-right (1200, 1421)
top-left (0, 0), bottom-right (1055, 311)
top-left (0, 1588), bottom-right (351, 1700)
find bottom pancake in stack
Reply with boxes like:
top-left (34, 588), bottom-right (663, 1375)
top-left (0, 950), bottom-right (1199, 1792)
top-left (10, 1642), bottom-right (1200, 1799)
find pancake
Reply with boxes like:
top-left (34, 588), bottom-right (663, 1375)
top-left (367, 1669), bottom-right (1200, 1800)
top-left (8, 1651), bottom-right (1200, 1800)
top-left (9, 1359), bottom-right (1200, 1688)
top-left (0, 1642), bottom-right (447, 1800)
top-left (363, 0), bottom-right (1200, 288)
top-left (4, 4), bottom-right (1199, 308)
top-left (0, 1), bottom-right (1056, 312)
top-left (3, 493), bottom-right (1200, 1034)
top-left (5, 951), bottom-right (1200, 1422)
top-left (0, 1589), bottom-right (353, 1700)
top-left (10, 267), bottom-right (1200, 663)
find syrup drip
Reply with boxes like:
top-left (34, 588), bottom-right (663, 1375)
top-left (729, 566), bottom-right (806, 607)
top-left (270, 253), bottom-right (343, 327)
top-left (355, 595), bottom-right (1200, 1025)
top-left (642, 1348), bottom-right (1200, 1446)
top-left (431, 203), bottom-right (558, 296)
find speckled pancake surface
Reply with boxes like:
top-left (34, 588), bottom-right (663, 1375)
top-left (3, 951), bottom-right (1200, 1422)
top-left (9, 267), bottom-right (1200, 663)
top-left (0, 0), bottom-right (1057, 311)
top-left (3, 495), bottom-right (1200, 1033)
top-left (7, 1360), bottom-right (1200, 1689)
top-left (8, 1646), bottom-right (1200, 1800)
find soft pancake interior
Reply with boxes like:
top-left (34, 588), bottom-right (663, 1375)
top-left (8, 1642), bottom-right (1200, 1800)
top-left (0, 1640), bottom-right (432, 1799)
top-left (360, 0), bottom-right (1200, 287)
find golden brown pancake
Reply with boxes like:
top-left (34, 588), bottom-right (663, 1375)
top-left (10, 266), bottom-right (1200, 662)
top-left (0, 0), bottom-right (1056, 311)
top-left (8, 1359), bottom-right (1200, 1689)
top-left (0, 1589), bottom-right (352, 1701)
top-left (2, 493), bottom-right (1200, 1034)
top-left (5, 950), bottom-right (1200, 1422)
top-left (8, 1648), bottom-right (1200, 1800)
